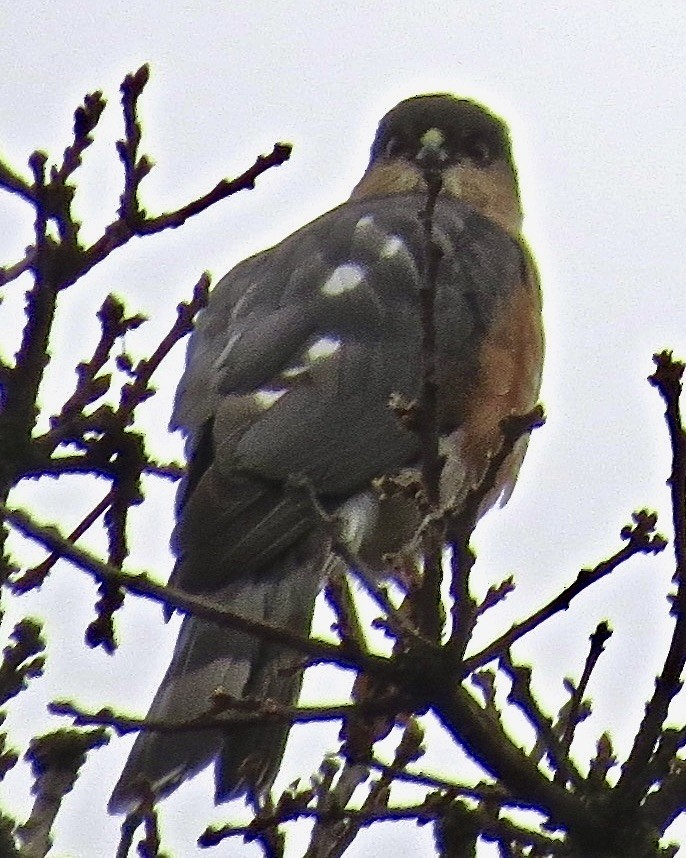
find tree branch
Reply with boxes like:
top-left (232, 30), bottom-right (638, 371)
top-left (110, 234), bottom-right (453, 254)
top-left (616, 353), bottom-right (686, 809)
top-left (0, 502), bottom-right (392, 678)
top-left (462, 510), bottom-right (665, 675)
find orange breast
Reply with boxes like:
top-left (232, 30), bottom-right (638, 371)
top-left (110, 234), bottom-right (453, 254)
top-left (449, 247), bottom-right (543, 513)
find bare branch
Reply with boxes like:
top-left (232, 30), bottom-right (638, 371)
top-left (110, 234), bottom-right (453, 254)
top-left (0, 159), bottom-right (36, 203)
top-left (200, 792), bottom-right (565, 854)
top-left (433, 681), bottom-right (594, 839)
top-left (412, 167), bottom-right (446, 643)
top-left (462, 510), bottom-right (666, 675)
top-left (616, 353), bottom-right (686, 808)
top-left (500, 651), bottom-right (585, 790)
top-left (68, 142), bottom-right (291, 293)
top-left (116, 272), bottom-right (210, 426)
top-left (0, 502), bottom-right (392, 677)
top-left (0, 619), bottom-right (45, 706)
top-left (556, 621), bottom-right (612, 775)
top-left (16, 729), bottom-right (109, 858)
top-left (48, 696), bottom-right (398, 735)
top-left (116, 65), bottom-right (152, 225)
top-left (0, 251), bottom-right (34, 287)
top-left (11, 490), bottom-right (115, 592)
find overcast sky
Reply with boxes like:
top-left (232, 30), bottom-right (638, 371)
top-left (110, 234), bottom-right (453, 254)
top-left (1, 3), bottom-right (686, 856)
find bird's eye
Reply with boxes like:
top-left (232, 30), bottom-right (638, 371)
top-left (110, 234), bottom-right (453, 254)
top-left (461, 135), bottom-right (491, 165)
top-left (382, 136), bottom-right (403, 159)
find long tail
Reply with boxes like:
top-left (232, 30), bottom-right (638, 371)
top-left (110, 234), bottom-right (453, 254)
top-left (108, 540), bottom-right (325, 814)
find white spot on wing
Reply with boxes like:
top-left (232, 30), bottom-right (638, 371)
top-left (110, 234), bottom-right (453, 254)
top-left (380, 236), bottom-right (405, 258)
top-left (253, 388), bottom-right (287, 409)
top-left (230, 283), bottom-right (258, 319)
top-left (280, 363), bottom-right (309, 380)
top-left (321, 263), bottom-right (365, 296)
top-left (380, 234), bottom-right (417, 272)
top-left (354, 215), bottom-right (375, 233)
top-left (307, 335), bottom-right (341, 361)
top-left (279, 336), bottom-right (341, 382)
top-left (215, 332), bottom-right (242, 368)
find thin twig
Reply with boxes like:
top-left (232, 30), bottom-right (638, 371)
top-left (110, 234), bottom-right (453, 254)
top-left (116, 272), bottom-right (211, 426)
top-left (0, 159), bottom-right (36, 203)
top-left (0, 251), bottom-right (35, 287)
top-left (616, 352), bottom-right (686, 808)
top-left (412, 168), bottom-right (446, 643)
top-left (11, 489), bottom-right (115, 592)
top-left (49, 697), bottom-right (399, 735)
top-left (462, 510), bottom-right (665, 675)
top-left (556, 621), bottom-right (612, 779)
top-left (200, 794), bottom-right (565, 854)
top-left (446, 407), bottom-right (546, 661)
top-left (324, 570), bottom-right (369, 653)
top-left (500, 651), bottom-right (585, 790)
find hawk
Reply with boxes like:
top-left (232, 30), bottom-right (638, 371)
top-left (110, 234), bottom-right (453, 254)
top-left (109, 93), bottom-right (543, 812)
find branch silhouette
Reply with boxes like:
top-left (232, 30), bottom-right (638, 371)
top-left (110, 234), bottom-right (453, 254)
top-left (1, 67), bottom-right (685, 858)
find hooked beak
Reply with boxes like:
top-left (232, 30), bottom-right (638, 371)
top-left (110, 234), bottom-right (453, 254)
top-left (415, 127), bottom-right (449, 169)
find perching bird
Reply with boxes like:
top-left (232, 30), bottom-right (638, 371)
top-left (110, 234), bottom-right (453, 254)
top-left (109, 93), bottom-right (543, 813)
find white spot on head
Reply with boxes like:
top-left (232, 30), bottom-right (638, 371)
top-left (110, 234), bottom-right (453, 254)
top-left (420, 127), bottom-right (446, 148)
top-left (307, 335), bottom-right (341, 361)
top-left (253, 388), bottom-right (287, 409)
top-left (321, 263), bottom-right (365, 296)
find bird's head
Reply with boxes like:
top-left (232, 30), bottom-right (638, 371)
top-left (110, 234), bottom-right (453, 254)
top-left (350, 93), bottom-right (523, 235)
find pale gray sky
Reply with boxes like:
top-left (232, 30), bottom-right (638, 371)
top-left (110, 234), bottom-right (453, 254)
top-left (1, 2), bottom-right (685, 855)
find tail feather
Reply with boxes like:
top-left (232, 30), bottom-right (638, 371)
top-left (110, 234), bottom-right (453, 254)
top-left (108, 533), bottom-right (327, 814)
